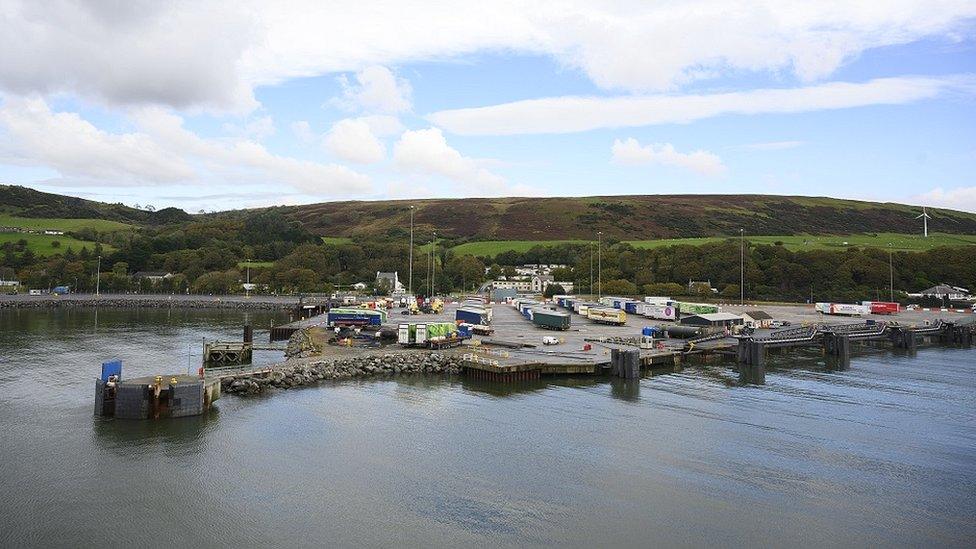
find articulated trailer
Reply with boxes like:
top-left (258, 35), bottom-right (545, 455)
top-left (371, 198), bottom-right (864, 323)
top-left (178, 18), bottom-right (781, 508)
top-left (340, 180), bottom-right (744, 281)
top-left (815, 303), bottom-right (869, 316)
top-left (587, 307), bottom-right (627, 326)
top-left (531, 308), bottom-right (571, 330)
top-left (327, 308), bottom-right (387, 327)
top-left (398, 322), bottom-right (471, 349)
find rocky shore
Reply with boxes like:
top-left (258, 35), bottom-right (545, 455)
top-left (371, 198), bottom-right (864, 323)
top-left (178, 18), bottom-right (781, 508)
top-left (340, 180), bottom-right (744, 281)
top-left (220, 352), bottom-right (464, 396)
top-left (0, 294), bottom-right (305, 310)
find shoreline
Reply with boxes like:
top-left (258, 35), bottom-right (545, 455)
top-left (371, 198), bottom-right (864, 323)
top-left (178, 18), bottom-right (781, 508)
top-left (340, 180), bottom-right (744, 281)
top-left (0, 293), bottom-right (317, 310)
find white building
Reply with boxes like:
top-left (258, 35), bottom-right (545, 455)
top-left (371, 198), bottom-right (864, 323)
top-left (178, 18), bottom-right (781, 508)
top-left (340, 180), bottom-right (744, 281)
top-left (918, 284), bottom-right (970, 301)
top-left (375, 271), bottom-right (405, 294)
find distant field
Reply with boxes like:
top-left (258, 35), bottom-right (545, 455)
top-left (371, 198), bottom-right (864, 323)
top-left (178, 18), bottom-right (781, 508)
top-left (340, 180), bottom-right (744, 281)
top-left (445, 233), bottom-right (976, 257)
top-left (626, 233), bottom-right (976, 252)
top-left (238, 261), bottom-right (275, 268)
top-left (451, 240), bottom-right (592, 256)
top-left (0, 232), bottom-right (115, 256)
top-left (0, 214), bottom-right (133, 232)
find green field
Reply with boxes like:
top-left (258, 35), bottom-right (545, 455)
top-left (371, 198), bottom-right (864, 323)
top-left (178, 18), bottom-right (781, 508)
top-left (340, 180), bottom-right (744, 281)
top-left (444, 233), bottom-right (976, 257)
top-left (0, 214), bottom-right (133, 232)
top-left (626, 232), bottom-right (976, 252)
top-left (450, 240), bottom-right (593, 256)
top-left (0, 232), bottom-right (115, 256)
top-left (238, 260), bottom-right (275, 268)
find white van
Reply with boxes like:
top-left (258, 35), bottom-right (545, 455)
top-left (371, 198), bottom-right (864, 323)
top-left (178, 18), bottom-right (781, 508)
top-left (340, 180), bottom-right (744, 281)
top-left (29, 289), bottom-right (43, 296)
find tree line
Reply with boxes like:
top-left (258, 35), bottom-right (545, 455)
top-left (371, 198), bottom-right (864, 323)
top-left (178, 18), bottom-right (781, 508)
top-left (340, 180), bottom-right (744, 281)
top-left (2, 210), bottom-right (974, 303)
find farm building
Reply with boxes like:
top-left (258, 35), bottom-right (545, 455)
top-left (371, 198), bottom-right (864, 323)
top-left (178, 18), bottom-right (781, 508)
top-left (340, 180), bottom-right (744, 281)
top-left (679, 312), bottom-right (744, 328)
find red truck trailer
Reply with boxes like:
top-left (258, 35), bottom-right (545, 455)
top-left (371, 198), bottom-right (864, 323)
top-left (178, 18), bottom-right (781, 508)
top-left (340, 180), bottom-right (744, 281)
top-left (862, 301), bottom-right (900, 315)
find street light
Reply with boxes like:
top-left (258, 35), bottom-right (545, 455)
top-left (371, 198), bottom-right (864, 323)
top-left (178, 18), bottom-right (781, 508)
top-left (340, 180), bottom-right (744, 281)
top-left (431, 231), bottom-right (437, 297)
top-left (408, 205), bottom-right (414, 296)
top-left (245, 258), bottom-right (251, 298)
top-left (739, 229), bottom-right (744, 305)
top-left (888, 244), bottom-right (894, 302)
top-left (597, 231), bottom-right (602, 300)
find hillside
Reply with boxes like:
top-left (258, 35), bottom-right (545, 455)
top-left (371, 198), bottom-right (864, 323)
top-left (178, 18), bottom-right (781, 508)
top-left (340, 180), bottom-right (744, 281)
top-left (278, 195), bottom-right (976, 240)
top-left (0, 185), bottom-right (191, 226)
top-left (4, 185), bottom-right (976, 242)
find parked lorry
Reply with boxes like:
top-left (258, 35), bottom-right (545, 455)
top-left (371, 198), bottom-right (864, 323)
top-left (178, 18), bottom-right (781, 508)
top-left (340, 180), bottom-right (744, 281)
top-left (673, 301), bottom-right (720, 315)
top-left (397, 322), bottom-right (470, 349)
top-left (815, 302), bottom-right (869, 316)
top-left (637, 303), bottom-right (678, 321)
top-left (862, 301), bottom-right (900, 315)
top-left (587, 307), bottom-right (627, 325)
top-left (327, 308), bottom-right (387, 327)
top-left (456, 306), bottom-right (491, 325)
top-left (531, 308), bottom-right (571, 330)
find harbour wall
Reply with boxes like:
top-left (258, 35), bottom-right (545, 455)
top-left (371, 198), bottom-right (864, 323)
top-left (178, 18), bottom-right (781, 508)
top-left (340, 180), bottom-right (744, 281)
top-left (220, 352), bottom-right (464, 396)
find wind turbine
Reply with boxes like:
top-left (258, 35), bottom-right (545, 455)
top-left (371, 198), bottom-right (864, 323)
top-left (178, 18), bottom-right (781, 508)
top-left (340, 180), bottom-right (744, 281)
top-left (915, 207), bottom-right (931, 238)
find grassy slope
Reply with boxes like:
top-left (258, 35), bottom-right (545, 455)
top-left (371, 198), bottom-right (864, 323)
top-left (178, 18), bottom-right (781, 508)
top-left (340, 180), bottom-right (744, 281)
top-left (444, 232), bottom-right (976, 257)
top-left (0, 214), bottom-right (133, 232)
top-left (0, 233), bottom-right (115, 256)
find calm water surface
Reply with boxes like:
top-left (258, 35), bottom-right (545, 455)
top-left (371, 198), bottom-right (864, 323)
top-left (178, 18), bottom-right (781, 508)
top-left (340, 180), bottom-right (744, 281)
top-left (1, 308), bottom-right (974, 548)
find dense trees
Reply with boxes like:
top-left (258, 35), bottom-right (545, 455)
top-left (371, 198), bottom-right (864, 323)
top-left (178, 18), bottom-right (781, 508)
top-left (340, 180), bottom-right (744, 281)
top-left (2, 208), bottom-right (974, 302)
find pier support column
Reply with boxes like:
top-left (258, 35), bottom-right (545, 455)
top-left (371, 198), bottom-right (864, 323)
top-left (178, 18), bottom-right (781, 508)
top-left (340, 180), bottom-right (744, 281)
top-left (824, 334), bottom-right (851, 370)
top-left (243, 324), bottom-right (253, 343)
top-left (739, 340), bottom-right (765, 385)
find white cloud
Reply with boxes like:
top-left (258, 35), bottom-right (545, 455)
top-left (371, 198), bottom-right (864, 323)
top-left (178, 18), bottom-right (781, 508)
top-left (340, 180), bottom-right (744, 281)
top-left (291, 120), bottom-right (314, 143)
top-left (913, 186), bottom-right (976, 213)
top-left (739, 140), bottom-right (804, 150)
top-left (222, 115), bottom-right (276, 141)
top-left (2, 1), bottom-right (974, 110)
top-left (611, 138), bottom-right (727, 177)
top-left (393, 127), bottom-right (508, 191)
top-left (0, 96), bottom-right (371, 196)
top-left (334, 66), bottom-right (412, 114)
top-left (0, 96), bottom-right (193, 184)
top-left (429, 76), bottom-right (969, 135)
top-left (357, 115), bottom-right (405, 137)
top-left (324, 118), bottom-right (386, 164)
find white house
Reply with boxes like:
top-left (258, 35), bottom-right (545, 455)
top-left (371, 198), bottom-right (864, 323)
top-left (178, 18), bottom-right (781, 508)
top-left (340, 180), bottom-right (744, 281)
top-left (43, 229), bottom-right (64, 236)
top-left (375, 271), bottom-right (405, 294)
top-left (918, 284), bottom-right (970, 301)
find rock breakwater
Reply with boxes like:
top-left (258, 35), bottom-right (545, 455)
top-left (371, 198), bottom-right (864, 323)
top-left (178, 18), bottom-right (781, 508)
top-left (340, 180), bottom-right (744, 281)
top-left (220, 352), bottom-right (464, 396)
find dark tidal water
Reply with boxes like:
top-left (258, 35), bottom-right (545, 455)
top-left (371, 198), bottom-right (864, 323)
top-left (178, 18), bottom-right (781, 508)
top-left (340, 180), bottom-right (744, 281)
top-left (1, 308), bottom-right (974, 548)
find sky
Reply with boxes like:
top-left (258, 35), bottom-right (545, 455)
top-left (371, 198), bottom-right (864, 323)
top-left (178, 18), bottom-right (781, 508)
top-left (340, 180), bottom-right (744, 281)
top-left (0, 1), bottom-right (975, 213)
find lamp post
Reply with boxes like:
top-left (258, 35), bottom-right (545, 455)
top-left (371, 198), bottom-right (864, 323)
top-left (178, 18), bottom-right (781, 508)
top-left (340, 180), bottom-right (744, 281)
top-left (597, 231), bottom-right (602, 300)
top-left (95, 255), bottom-right (101, 296)
top-left (431, 231), bottom-right (437, 297)
top-left (888, 244), bottom-right (894, 302)
top-left (739, 229), bottom-right (744, 305)
top-left (408, 205), bottom-right (414, 296)
top-left (245, 259), bottom-right (251, 298)
top-left (589, 241), bottom-right (593, 296)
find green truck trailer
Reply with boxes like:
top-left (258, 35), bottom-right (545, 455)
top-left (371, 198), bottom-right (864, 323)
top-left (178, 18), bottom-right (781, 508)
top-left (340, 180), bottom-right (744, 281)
top-left (531, 308), bottom-right (571, 330)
